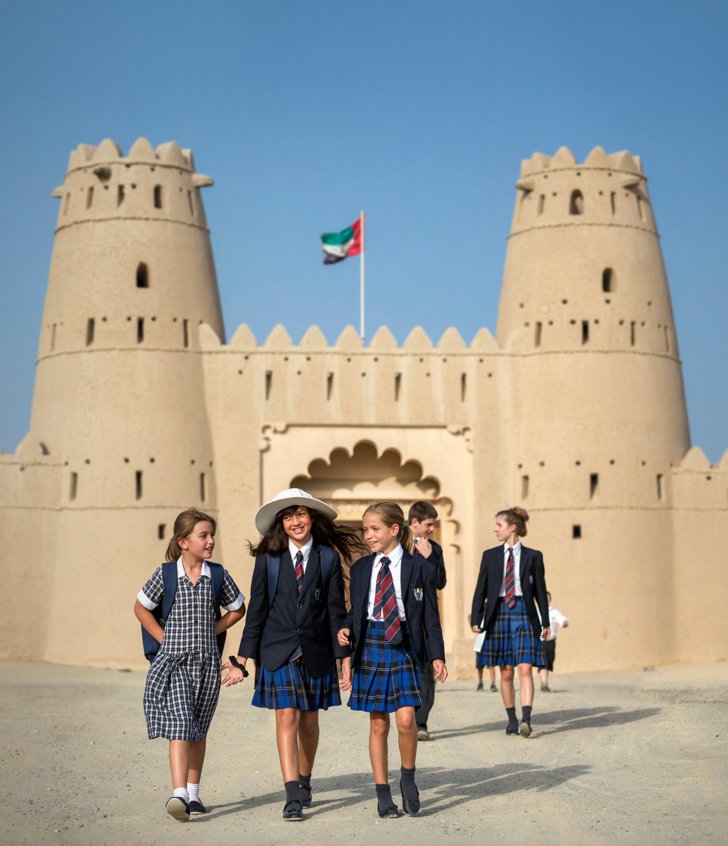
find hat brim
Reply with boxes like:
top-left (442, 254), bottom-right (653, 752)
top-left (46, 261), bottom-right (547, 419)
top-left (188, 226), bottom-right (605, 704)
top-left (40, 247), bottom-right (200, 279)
top-left (255, 494), bottom-right (338, 534)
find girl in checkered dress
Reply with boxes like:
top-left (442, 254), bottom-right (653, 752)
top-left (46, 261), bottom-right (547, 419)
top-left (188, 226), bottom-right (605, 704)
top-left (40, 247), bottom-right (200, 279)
top-left (338, 502), bottom-right (448, 819)
top-left (470, 507), bottom-right (550, 738)
top-left (134, 508), bottom-right (245, 822)
top-left (221, 489), bottom-right (361, 822)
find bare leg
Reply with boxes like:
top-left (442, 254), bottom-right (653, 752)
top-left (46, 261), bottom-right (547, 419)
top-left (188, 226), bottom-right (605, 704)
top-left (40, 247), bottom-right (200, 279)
top-left (187, 739), bottom-right (206, 786)
top-left (275, 708), bottom-right (301, 782)
top-left (476, 667), bottom-right (484, 682)
top-left (488, 666), bottom-right (496, 685)
top-left (518, 663), bottom-right (534, 707)
top-left (500, 665), bottom-right (515, 708)
top-left (298, 711), bottom-right (320, 776)
top-left (394, 706), bottom-right (417, 769)
top-left (369, 711), bottom-right (390, 783)
top-left (169, 740), bottom-right (189, 789)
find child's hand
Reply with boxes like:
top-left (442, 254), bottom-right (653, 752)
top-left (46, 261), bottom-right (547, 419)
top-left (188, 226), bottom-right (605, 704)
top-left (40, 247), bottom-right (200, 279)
top-left (337, 627), bottom-right (351, 647)
top-left (339, 657), bottom-right (352, 692)
top-left (433, 659), bottom-right (448, 683)
top-left (221, 656), bottom-right (249, 687)
top-left (471, 624), bottom-right (481, 633)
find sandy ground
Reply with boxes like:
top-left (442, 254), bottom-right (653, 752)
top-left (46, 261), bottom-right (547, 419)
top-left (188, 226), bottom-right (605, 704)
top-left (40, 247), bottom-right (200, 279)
top-left (2, 660), bottom-right (727, 846)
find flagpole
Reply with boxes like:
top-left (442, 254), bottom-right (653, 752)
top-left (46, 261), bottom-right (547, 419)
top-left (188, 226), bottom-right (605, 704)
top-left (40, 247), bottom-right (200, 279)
top-left (360, 210), bottom-right (366, 342)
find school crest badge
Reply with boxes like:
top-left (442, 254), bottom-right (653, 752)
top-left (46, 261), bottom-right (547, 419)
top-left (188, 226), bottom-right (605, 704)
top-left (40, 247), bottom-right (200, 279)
top-left (413, 587), bottom-right (424, 602)
top-left (314, 587), bottom-right (322, 601)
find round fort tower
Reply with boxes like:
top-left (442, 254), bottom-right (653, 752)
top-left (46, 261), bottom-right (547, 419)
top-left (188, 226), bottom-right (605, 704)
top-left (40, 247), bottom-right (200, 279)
top-left (30, 138), bottom-right (224, 663)
top-left (497, 146), bottom-right (690, 668)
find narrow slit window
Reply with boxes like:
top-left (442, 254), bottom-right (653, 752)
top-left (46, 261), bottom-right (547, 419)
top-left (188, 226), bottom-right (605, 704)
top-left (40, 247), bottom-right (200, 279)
top-left (569, 190), bottom-right (584, 215)
top-left (521, 475), bottom-right (530, 499)
top-left (50, 323), bottom-right (57, 352)
top-left (63, 193), bottom-right (70, 215)
top-left (183, 319), bottom-right (189, 348)
top-left (656, 474), bottom-right (664, 501)
top-left (460, 372), bottom-right (467, 401)
top-left (630, 321), bottom-right (636, 346)
top-left (637, 196), bottom-right (646, 221)
top-left (326, 372), bottom-right (334, 400)
top-left (572, 524), bottom-right (582, 539)
top-left (589, 473), bottom-right (599, 498)
top-left (153, 185), bottom-right (163, 209)
top-left (135, 470), bottom-right (143, 500)
top-left (86, 186), bottom-right (94, 210)
top-left (86, 318), bottom-right (95, 346)
top-left (602, 268), bottom-right (614, 293)
top-left (664, 326), bottom-right (671, 353)
top-left (187, 191), bottom-right (194, 216)
top-left (200, 472), bottom-right (206, 502)
top-left (69, 471), bottom-right (78, 501)
top-left (581, 320), bottom-right (589, 344)
top-left (394, 372), bottom-right (402, 402)
top-left (265, 370), bottom-right (272, 400)
top-left (158, 523), bottom-right (166, 540)
top-left (117, 185), bottom-right (125, 206)
top-left (137, 317), bottom-right (145, 343)
top-left (136, 262), bottom-right (149, 288)
top-left (537, 194), bottom-right (545, 216)
top-left (610, 192), bottom-right (616, 215)
top-left (535, 322), bottom-right (542, 347)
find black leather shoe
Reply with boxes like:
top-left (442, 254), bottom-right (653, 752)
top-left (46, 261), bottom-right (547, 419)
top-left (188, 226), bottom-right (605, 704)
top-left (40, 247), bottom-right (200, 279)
top-left (377, 802), bottom-right (400, 819)
top-left (283, 800), bottom-right (303, 821)
top-left (189, 799), bottom-right (207, 815)
top-left (506, 724), bottom-right (519, 735)
top-left (519, 721), bottom-right (532, 738)
top-left (165, 796), bottom-right (190, 822)
top-left (399, 782), bottom-right (420, 816)
top-left (300, 785), bottom-right (312, 808)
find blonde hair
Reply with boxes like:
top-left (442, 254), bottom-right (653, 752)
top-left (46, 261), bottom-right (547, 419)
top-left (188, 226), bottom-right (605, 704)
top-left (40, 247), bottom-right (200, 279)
top-left (165, 508), bottom-right (216, 560)
top-left (363, 501), bottom-right (413, 551)
top-left (496, 506), bottom-right (529, 538)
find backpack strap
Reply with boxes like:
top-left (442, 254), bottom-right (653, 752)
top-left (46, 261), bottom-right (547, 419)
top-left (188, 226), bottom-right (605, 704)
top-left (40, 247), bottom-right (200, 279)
top-left (208, 562), bottom-right (224, 618)
top-left (160, 562), bottom-right (179, 620)
top-left (319, 545), bottom-right (334, 589)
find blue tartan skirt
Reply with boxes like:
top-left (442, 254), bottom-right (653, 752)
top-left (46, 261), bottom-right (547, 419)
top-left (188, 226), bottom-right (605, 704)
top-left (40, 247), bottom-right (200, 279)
top-left (479, 598), bottom-right (545, 668)
top-left (252, 659), bottom-right (341, 711)
top-left (348, 620), bottom-right (422, 713)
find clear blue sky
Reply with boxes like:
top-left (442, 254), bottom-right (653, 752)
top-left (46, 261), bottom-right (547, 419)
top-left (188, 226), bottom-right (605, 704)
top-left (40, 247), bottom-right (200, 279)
top-left (1, 1), bottom-right (726, 461)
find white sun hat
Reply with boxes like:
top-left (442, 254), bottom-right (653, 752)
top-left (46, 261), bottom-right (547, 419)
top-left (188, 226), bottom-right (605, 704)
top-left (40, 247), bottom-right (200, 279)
top-left (255, 488), bottom-right (338, 534)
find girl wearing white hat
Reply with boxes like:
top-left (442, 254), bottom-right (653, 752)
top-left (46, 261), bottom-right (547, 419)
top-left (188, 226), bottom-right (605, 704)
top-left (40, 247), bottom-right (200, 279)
top-left (222, 489), bottom-right (361, 821)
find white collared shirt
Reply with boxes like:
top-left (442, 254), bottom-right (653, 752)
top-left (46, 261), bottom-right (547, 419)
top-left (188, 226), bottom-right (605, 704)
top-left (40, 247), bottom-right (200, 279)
top-left (137, 557), bottom-right (245, 612)
top-left (289, 536), bottom-right (313, 572)
top-left (499, 542), bottom-right (523, 597)
top-left (367, 544), bottom-right (406, 620)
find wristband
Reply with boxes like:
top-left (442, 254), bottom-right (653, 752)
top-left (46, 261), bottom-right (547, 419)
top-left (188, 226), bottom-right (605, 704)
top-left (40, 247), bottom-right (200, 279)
top-left (228, 655), bottom-right (249, 677)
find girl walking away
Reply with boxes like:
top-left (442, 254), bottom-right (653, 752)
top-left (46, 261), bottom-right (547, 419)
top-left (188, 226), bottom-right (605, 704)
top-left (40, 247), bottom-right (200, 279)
top-left (470, 507), bottom-right (550, 738)
top-left (221, 489), bottom-right (361, 821)
top-left (134, 508), bottom-right (246, 822)
top-left (338, 502), bottom-right (447, 819)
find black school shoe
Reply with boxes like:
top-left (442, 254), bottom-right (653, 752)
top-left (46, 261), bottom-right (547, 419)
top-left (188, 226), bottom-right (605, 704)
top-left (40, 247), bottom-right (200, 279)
top-left (283, 799), bottom-right (304, 821)
top-left (519, 721), bottom-right (532, 738)
top-left (165, 796), bottom-right (190, 822)
top-left (300, 785), bottom-right (312, 808)
top-left (189, 799), bottom-right (207, 814)
top-left (399, 782), bottom-right (420, 816)
top-left (377, 802), bottom-right (400, 819)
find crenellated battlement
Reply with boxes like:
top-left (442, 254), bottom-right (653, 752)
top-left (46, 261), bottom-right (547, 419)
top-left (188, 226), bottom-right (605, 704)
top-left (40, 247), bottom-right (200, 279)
top-left (66, 137), bottom-right (198, 173)
top-left (519, 146), bottom-right (643, 178)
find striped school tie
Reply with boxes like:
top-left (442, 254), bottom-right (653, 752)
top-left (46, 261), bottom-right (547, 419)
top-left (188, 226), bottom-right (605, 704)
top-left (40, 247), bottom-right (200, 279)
top-left (504, 548), bottom-right (517, 609)
top-left (294, 550), bottom-right (304, 595)
top-left (373, 556), bottom-right (402, 644)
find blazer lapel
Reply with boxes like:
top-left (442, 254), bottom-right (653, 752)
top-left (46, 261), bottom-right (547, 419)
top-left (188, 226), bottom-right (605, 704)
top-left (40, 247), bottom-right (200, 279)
top-left (299, 545), bottom-right (320, 599)
top-left (400, 551), bottom-right (414, 602)
top-left (359, 555), bottom-right (375, 619)
top-left (519, 547), bottom-right (530, 588)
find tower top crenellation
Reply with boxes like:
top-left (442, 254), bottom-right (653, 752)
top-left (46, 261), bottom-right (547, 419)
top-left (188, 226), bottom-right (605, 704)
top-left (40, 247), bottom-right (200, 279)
top-left (519, 146), bottom-right (643, 179)
top-left (66, 137), bottom-right (198, 174)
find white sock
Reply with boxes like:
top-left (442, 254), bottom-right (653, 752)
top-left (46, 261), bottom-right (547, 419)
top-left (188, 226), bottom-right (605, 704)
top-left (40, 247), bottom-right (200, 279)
top-left (173, 787), bottom-right (189, 803)
top-left (187, 783), bottom-right (200, 803)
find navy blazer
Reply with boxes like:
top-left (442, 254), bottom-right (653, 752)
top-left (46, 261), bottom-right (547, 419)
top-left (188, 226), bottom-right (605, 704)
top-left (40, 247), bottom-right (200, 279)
top-left (237, 544), bottom-right (348, 677)
top-left (470, 545), bottom-right (549, 639)
top-left (343, 551), bottom-right (445, 670)
top-left (415, 537), bottom-right (447, 590)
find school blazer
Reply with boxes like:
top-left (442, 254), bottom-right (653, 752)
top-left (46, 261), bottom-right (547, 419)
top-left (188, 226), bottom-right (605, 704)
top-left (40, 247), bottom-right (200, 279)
top-left (470, 545), bottom-right (549, 639)
top-left (343, 551), bottom-right (445, 670)
top-left (237, 544), bottom-right (348, 677)
top-left (419, 538), bottom-right (447, 590)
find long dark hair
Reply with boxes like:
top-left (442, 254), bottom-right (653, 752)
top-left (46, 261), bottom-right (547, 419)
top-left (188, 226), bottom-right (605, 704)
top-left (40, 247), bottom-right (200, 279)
top-left (248, 505), bottom-right (363, 564)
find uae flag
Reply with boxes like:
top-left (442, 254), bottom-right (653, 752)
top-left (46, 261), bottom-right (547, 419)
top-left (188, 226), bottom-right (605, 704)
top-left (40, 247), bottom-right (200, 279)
top-left (320, 217), bottom-right (363, 264)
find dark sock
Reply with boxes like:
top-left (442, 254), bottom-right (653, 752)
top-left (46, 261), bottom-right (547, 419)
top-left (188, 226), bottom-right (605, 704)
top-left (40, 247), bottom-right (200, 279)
top-left (299, 773), bottom-right (311, 802)
top-left (506, 706), bottom-right (518, 730)
top-left (284, 780), bottom-right (302, 805)
top-left (400, 766), bottom-right (419, 802)
top-left (522, 705), bottom-right (532, 724)
top-left (375, 783), bottom-right (395, 811)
